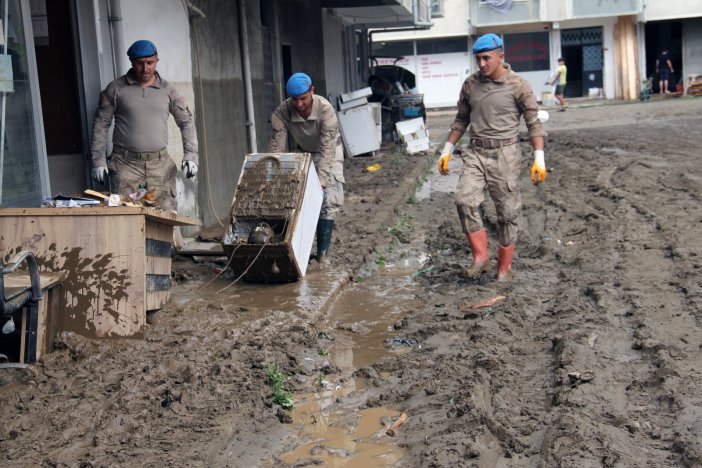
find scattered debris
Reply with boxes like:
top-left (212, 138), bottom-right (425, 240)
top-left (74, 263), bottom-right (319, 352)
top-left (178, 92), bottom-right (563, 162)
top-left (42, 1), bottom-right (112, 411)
top-left (458, 295), bottom-right (506, 310)
top-left (386, 412), bottom-right (408, 436)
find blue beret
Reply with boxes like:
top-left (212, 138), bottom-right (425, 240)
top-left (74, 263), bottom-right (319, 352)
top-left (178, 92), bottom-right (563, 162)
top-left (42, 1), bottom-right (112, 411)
top-left (127, 40), bottom-right (158, 60)
top-left (472, 33), bottom-right (503, 54)
top-left (286, 73), bottom-right (312, 98)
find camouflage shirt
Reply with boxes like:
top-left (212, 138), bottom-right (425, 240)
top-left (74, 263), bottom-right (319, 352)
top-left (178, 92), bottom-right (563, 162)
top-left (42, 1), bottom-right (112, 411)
top-left (90, 71), bottom-right (198, 168)
top-left (450, 64), bottom-right (547, 140)
top-left (267, 94), bottom-right (345, 185)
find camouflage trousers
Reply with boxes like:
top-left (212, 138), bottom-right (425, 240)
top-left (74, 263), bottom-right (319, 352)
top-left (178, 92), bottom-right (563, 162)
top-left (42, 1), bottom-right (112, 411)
top-left (455, 143), bottom-right (522, 246)
top-left (107, 149), bottom-right (178, 213)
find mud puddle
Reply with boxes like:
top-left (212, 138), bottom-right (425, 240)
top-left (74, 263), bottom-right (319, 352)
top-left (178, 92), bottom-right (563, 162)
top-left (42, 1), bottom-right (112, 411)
top-left (279, 237), bottom-right (429, 466)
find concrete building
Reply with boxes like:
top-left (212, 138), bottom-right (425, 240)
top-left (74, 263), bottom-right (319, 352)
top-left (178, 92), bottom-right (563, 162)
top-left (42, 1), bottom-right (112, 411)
top-left (0, 0), bottom-right (431, 233)
top-left (372, 0), bottom-right (702, 108)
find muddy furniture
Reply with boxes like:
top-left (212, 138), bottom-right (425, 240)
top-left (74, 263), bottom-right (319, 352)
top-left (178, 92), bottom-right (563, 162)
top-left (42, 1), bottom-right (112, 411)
top-left (1, 252), bottom-right (65, 364)
top-left (0, 207), bottom-right (199, 338)
top-left (222, 153), bottom-right (323, 282)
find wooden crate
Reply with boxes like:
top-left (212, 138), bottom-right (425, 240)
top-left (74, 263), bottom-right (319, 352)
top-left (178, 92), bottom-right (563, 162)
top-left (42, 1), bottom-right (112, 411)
top-left (0, 207), bottom-right (199, 338)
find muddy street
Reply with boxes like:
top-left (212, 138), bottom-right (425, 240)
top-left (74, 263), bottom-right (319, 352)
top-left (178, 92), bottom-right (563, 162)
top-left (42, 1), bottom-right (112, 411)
top-left (2, 98), bottom-right (702, 467)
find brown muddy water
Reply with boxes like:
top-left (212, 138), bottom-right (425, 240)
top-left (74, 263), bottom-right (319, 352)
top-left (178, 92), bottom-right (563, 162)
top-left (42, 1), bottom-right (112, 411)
top-left (278, 226), bottom-right (431, 466)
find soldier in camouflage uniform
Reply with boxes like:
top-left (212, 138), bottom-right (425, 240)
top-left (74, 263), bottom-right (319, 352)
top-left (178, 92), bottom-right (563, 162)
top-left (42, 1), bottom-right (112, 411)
top-left (267, 73), bottom-right (345, 265)
top-left (437, 33), bottom-right (548, 282)
top-left (90, 40), bottom-right (198, 213)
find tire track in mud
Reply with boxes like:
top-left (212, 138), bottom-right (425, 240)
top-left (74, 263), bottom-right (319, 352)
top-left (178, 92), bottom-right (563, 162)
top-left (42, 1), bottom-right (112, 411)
top-left (351, 110), bottom-right (702, 466)
top-left (527, 122), bottom-right (702, 466)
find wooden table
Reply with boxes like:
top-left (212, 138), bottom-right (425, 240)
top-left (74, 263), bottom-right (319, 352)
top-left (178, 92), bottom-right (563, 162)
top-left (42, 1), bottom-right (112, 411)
top-left (0, 207), bottom-right (199, 338)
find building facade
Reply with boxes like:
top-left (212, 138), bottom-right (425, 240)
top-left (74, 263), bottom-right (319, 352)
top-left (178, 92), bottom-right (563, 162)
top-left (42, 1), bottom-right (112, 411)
top-left (372, 0), bottom-right (702, 108)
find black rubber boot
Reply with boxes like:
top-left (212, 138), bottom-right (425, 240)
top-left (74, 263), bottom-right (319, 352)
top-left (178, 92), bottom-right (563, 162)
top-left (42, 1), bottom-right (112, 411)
top-left (316, 219), bottom-right (335, 263)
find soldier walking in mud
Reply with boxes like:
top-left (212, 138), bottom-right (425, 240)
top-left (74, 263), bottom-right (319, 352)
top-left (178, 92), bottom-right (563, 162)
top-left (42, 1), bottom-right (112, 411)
top-left (437, 33), bottom-right (547, 282)
top-left (267, 72), bottom-right (345, 266)
top-left (90, 40), bottom-right (199, 213)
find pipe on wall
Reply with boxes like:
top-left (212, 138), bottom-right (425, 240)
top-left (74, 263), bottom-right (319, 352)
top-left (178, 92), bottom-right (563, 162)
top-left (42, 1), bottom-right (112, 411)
top-left (238, 0), bottom-right (257, 153)
top-left (107, 0), bottom-right (127, 76)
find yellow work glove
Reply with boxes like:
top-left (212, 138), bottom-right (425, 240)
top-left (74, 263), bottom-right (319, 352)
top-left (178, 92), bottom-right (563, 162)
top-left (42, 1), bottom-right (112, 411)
top-left (437, 142), bottom-right (455, 176)
top-left (530, 149), bottom-right (547, 186)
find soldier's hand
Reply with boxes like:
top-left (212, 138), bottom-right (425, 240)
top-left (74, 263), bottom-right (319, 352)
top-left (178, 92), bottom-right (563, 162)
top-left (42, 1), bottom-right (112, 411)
top-left (437, 142), bottom-right (454, 176)
top-left (91, 166), bottom-right (109, 183)
top-left (530, 150), bottom-right (547, 186)
top-left (182, 161), bottom-right (198, 179)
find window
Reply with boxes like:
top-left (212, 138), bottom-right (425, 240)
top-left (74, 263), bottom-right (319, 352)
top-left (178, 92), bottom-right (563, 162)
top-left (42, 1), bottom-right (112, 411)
top-left (431, 0), bottom-right (444, 17)
top-left (503, 31), bottom-right (549, 72)
top-left (371, 40), bottom-right (414, 58)
top-left (416, 37), bottom-right (468, 55)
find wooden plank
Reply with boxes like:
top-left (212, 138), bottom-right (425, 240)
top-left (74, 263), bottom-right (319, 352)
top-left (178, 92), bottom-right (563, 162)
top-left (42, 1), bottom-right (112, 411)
top-left (178, 241), bottom-right (225, 256)
top-left (19, 309), bottom-right (26, 364)
top-left (145, 219), bottom-right (175, 243)
top-left (0, 207), bottom-right (200, 227)
top-left (145, 255), bottom-right (172, 276)
top-left (146, 290), bottom-right (169, 311)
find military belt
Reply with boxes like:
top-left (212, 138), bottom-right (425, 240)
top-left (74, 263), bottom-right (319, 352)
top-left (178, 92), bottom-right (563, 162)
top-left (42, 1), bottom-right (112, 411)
top-left (113, 146), bottom-right (168, 161)
top-left (470, 136), bottom-right (519, 149)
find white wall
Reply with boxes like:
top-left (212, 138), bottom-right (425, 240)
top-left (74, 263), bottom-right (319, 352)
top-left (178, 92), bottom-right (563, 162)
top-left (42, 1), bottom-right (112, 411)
top-left (120, 0), bottom-right (192, 81)
top-left (644, 0), bottom-right (702, 21)
top-left (374, 0), bottom-right (470, 41)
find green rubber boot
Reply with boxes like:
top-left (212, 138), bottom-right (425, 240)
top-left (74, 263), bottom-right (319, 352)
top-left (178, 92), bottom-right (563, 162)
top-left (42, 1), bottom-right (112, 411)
top-left (316, 219), bottom-right (335, 264)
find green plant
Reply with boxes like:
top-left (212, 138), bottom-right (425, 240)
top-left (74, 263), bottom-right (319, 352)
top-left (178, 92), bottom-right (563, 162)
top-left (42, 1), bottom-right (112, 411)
top-left (318, 348), bottom-right (330, 358)
top-left (375, 255), bottom-right (387, 268)
top-left (406, 194), bottom-right (417, 205)
top-left (318, 374), bottom-right (326, 387)
top-left (272, 389), bottom-right (294, 409)
top-left (265, 364), bottom-right (294, 409)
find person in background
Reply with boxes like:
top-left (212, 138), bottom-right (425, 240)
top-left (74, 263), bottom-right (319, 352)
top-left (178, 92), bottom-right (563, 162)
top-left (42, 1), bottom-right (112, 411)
top-left (437, 33), bottom-right (547, 283)
top-left (656, 48), bottom-right (674, 94)
top-left (267, 73), bottom-right (345, 266)
top-left (549, 57), bottom-right (568, 111)
top-left (90, 40), bottom-right (198, 213)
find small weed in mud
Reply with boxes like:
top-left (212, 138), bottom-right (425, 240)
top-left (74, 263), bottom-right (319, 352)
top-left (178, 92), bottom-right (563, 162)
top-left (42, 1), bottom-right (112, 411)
top-left (355, 275), bottom-right (366, 283)
top-left (318, 374), bottom-right (326, 387)
top-left (318, 348), bottom-right (330, 358)
top-left (265, 364), bottom-right (294, 410)
top-left (375, 255), bottom-right (387, 268)
top-left (388, 212), bottom-right (413, 244)
top-left (406, 194), bottom-right (417, 204)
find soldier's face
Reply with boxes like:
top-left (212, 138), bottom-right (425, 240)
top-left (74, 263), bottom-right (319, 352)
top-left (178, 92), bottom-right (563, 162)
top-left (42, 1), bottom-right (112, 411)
top-left (292, 87), bottom-right (315, 118)
top-left (131, 55), bottom-right (159, 84)
top-left (475, 49), bottom-right (503, 78)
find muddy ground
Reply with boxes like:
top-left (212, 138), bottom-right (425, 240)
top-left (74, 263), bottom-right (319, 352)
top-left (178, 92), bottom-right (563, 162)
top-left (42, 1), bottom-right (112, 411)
top-left (2, 97), bottom-right (702, 467)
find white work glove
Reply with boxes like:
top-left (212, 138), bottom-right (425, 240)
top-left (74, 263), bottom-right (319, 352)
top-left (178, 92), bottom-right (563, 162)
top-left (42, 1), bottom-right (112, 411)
top-left (91, 166), bottom-right (109, 183)
top-left (530, 149), bottom-right (547, 186)
top-left (437, 142), bottom-right (455, 176)
top-left (182, 161), bottom-right (198, 179)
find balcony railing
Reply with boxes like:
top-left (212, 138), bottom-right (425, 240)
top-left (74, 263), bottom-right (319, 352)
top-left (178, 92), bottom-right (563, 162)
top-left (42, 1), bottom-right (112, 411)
top-left (471, 0), bottom-right (541, 27)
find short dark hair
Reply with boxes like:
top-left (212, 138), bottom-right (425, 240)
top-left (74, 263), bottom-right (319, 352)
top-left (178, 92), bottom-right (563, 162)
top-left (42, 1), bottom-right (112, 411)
top-left (557, 57), bottom-right (565, 62)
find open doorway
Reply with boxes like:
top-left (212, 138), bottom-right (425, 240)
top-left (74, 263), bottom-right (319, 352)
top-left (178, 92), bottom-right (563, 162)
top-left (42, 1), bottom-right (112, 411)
top-left (32, 0), bottom-right (87, 196)
top-left (561, 27), bottom-right (603, 98)
top-left (644, 20), bottom-right (683, 94)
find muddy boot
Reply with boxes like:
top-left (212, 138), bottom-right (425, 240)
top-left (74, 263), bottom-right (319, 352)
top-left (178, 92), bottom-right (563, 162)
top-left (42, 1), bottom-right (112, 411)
top-left (496, 244), bottom-right (515, 283)
top-left (462, 229), bottom-right (491, 278)
top-left (315, 219), bottom-right (334, 266)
